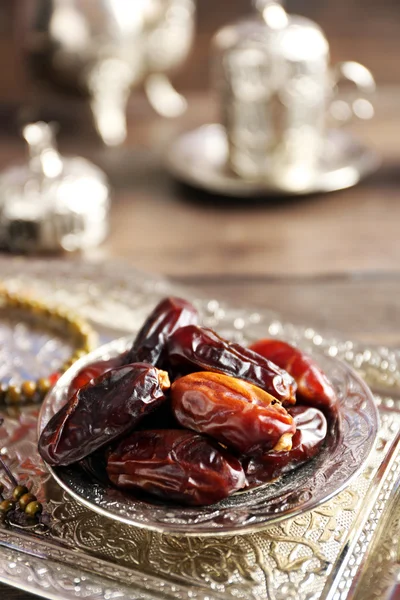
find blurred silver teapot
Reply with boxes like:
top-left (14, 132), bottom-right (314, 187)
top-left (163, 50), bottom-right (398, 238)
top-left (25, 0), bottom-right (196, 145)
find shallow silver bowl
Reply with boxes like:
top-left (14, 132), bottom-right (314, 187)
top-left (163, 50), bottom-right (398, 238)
top-left (39, 336), bottom-right (378, 536)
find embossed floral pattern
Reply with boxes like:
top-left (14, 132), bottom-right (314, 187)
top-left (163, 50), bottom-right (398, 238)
top-left (0, 259), bottom-right (399, 600)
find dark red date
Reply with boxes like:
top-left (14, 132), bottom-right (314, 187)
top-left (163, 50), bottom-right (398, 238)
top-left (39, 364), bottom-right (170, 466)
top-left (126, 297), bottom-right (199, 366)
top-left (171, 372), bottom-right (295, 455)
top-left (107, 429), bottom-right (246, 506)
top-left (68, 352), bottom-right (128, 397)
top-left (245, 405), bottom-right (327, 485)
top-left (249, 339), bottom-right (337, 411)
top-left (168, 326), bottom-right (297, 404)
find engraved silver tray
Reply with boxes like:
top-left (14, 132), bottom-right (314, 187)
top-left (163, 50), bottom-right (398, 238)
top-left (0, 258), bottom-right (400, 600)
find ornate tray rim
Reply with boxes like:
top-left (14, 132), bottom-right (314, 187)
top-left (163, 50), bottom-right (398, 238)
top-left (38, 336), bottom-right (379, 537)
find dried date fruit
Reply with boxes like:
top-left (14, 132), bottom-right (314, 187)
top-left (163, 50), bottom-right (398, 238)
top-left (249, 339), bottom-right (337, 411)
top-left (38, 364), bottom-right (170, 466)
top-left (168, 326), bottom-right (296, 404)
top-left (125, 297), bottom-right (199, 366)
top-left (171, 372), bottom-right (295, 455)
top-left (107, 429), bottom-right (246, 506)
top-left (68, 352), bottom-right (129, 397)
top-left (245, 405), bottom-right (328, 485)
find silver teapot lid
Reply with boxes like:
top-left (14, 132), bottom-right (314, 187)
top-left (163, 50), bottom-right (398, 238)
top-left (0, 123), bottom-right (110, 253)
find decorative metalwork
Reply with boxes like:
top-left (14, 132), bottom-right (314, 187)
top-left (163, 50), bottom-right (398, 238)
top-left (211, 2), bottom-right (375, 192)
top-left (0, 122), bottom-right (110, 253)
top-left (0, 257), bottom-right (399, 600)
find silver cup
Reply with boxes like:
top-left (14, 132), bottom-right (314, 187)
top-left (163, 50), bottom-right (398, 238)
top-left (213, 1), bottom-right (375, 191)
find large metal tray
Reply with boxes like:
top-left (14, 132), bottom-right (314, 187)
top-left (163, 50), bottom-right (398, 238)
top-left (0, 258), bottom-right (399, 600)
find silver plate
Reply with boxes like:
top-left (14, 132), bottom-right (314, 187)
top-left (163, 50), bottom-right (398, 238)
top-left (39, 336), bottom-right (378, 536)
top-left (165, 124), bottom-right (380, 197)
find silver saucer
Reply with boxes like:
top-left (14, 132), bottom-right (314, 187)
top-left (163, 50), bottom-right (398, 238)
top-left (165, 124), bottom-right (380, 197)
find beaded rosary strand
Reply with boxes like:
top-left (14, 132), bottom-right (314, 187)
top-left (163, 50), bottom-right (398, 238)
top-left (0, 287), bottom-right (96, 405)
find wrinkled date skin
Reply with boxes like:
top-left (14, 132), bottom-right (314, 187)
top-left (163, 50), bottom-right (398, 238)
top-left (68, 352), bottom-right (129, 398)
top-left (249, 339), bottom-right (337, 412)
top-left (107, 429), bottom-right (246, 506)
top-left (171, 372), bottom-right (295, 455)
top-left (168, 326), bottom-right (297, 404)
top-left (70, 298), bottom-right (197, 396)
top-left (125, 297), bottom-right (199, 366)
top-left (245, 405), bottom-right (328, 485)
top-left (39, 364), bottom-right (170, 466)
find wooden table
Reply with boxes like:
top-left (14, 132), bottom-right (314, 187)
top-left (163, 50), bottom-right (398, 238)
top-left (96, 88), bottom-right (400, 278)
top-left (0, 87), bottom-right (399, 280)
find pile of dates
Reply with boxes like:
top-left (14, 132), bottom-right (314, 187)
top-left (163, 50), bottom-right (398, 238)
top-left (38, 297), bottom-right (338, 507)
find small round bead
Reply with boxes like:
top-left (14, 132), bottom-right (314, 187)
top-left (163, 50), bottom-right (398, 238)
top-left (6, 385), bottom-right (21, 404)
top-left (87, 334), bottom-right (97, 348)
top-left (56, 308), bottom-right (70, 320)
top-left (0, 291), bottom-right (95, 408)
top-left (82, 341), bottom-right (93, 353)
top-left (73, 318), bottom-right (85, 330)
top-left (13, 485), bottom-right (29, 501)
top-left (37, 378), bottom-right (51, 394)
top-left (21, 381), bottom-right (37, 399)
top-left (79, 324), bottom-right (92, 337)
top-left (19, 492), bottom-right (37, 510)
top-left (25, 501), bottom-right (43, 517)
top-left (42, 306), bottom-right (53, 318)
top-left (0, 499), bottom-right (15, 514)
top-left (69, 321), bottom-right (81, 337)
top-left (30, 300), bottom-right (41, 314)
top-left (7, 296), bottom-right (19, 308)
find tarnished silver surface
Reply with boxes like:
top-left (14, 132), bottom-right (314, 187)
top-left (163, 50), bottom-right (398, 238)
top-left (165, 124), bottom-right (380, 196)
top-left (38, 337), bottom-right (378, 536)
top-left (26, 0), bottom-right (195, 145)
top-left (0, 258), bottom-right (399, 599)
top-left (0, 122), bottom-right (110, 252)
